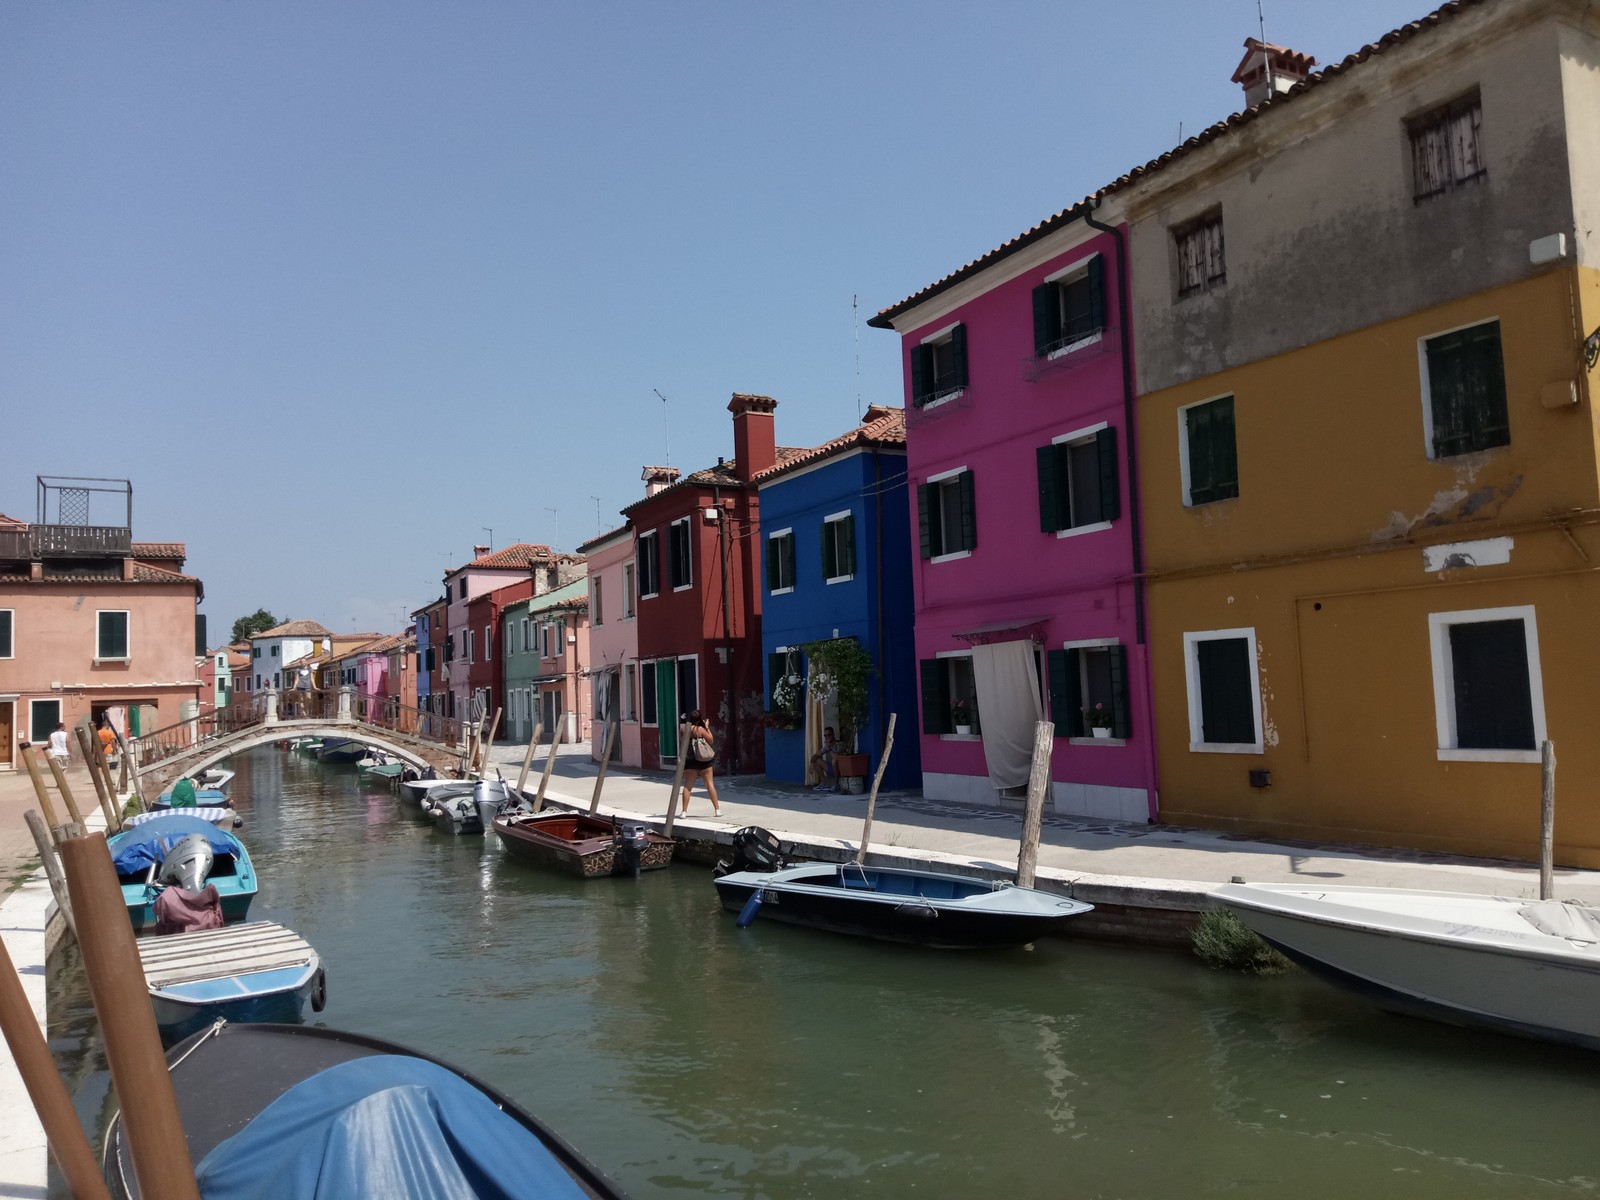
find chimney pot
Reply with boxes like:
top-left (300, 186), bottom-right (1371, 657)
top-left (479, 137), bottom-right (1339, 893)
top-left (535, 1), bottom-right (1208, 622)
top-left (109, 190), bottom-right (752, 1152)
top-left (1230, 37), bottom-right (1315, 108)
top-left (728, 393), bottom-right (778, 483)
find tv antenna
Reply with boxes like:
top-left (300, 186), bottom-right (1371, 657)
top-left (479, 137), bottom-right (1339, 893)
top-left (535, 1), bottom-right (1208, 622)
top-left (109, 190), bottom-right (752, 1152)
top-left (853, 294), bottom-right (862, 422)
top-left (545, 507), bottom-right (560, 549)
top-left (590, 495), bottom-right (603, 534)
top-left (653, 389), bottom-right (671, 467)
top-left (480, 526), bottom-right (493, 550)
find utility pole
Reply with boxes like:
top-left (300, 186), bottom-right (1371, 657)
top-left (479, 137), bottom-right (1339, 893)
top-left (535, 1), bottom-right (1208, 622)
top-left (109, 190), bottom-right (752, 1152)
top-left (545, 507), bottom-right (559, 550)
top-left (653, 389), bottom-right (671, 467)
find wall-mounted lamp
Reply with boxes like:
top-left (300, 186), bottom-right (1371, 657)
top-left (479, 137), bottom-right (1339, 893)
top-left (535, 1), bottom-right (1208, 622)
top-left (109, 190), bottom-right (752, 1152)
top-left (1248, 769), bottom-right (1271, 789)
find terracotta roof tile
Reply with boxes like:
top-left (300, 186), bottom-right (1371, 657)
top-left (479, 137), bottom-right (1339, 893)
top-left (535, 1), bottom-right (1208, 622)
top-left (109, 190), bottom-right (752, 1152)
top-left (131, 542), bottom-right (186, 560)
top-left (752, 406), bottom-right (906, 483)
top-left (868, 0), bottom-right (1484, 327)
top-left (622, 448), bottom-right (810, 514)
top-left (0, 564), bottom-right (201, 586)
top-left (253, 619), bottom-right (335, 639)
top-left (454, 543), bottom-right (559, 571)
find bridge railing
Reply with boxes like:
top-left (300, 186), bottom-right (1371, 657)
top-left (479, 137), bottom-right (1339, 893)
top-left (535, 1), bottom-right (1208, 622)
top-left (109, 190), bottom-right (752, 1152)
top-left (274, 687), bottom-right (341, 721)
top-left (130, 702), bottom-right (264, 771)
top-left (351, 694), bottom-right (463, 747)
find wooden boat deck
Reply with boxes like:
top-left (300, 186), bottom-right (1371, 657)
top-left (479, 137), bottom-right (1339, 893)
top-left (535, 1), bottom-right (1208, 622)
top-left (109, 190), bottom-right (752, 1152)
top-left (137, 921), bottom-right (316, 988)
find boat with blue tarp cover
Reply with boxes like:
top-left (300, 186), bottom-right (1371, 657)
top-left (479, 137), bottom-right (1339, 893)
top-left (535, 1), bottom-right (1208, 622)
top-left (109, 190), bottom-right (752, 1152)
top-left (102, 1021), bottom-right (627, 1199)
top-left (106, 814), bottom-right (257, 930)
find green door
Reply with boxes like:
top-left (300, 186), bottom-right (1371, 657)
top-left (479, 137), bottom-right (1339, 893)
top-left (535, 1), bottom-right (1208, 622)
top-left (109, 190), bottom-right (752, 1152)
top-left (655, 663), bottom-right (678, 758)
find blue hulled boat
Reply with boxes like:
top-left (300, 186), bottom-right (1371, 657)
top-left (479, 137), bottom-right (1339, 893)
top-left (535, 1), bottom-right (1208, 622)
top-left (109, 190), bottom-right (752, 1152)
top-left (136, 921), bottom-right (325, 1043)
top-left (315, 738), bottom-right (366, 765)
top-left (107, 814), bottom-right (257, 931)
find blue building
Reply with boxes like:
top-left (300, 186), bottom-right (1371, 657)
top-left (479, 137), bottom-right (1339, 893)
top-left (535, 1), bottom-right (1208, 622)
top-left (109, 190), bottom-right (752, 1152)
top-left (412, 599), bottom-right (435, 714)
top-left (755, 405), bottom-right (920, 791)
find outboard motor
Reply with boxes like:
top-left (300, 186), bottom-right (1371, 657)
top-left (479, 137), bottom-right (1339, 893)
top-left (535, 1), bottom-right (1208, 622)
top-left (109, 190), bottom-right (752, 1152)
top-left (156, 834), bottom-right (215, 892)
top-left (473, 779), bottom-right (507, 830)
top-left (713, 826), bottom-right (786, 878)
top-left (611, 823), bottom-right (652, 879)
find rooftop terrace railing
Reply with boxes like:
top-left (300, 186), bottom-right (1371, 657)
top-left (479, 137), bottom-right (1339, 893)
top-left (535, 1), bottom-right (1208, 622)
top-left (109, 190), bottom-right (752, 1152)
top-left (30, 524), bottom-right (133, 557)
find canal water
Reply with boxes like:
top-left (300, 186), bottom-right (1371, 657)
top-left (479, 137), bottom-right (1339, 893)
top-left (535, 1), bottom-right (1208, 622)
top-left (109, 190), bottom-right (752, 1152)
top-left (49, 748), bottom-right (1600, 1198)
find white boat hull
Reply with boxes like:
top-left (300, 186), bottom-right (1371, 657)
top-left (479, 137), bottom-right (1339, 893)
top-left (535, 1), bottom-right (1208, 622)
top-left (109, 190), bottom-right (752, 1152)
top-left (1214, 883), bottom-right (1600, 1050)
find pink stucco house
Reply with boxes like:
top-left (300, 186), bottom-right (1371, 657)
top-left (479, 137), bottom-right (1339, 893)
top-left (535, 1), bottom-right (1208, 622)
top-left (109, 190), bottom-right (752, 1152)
top-left (870, 201), bottom-right (1157, 822)
top-left (577, 524), bottom-right (640, 768)
top-left (0, 505), bottom-right (204, 767)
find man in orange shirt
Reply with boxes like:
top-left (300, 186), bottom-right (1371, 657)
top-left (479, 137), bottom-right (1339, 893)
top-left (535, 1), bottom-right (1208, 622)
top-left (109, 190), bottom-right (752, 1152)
top-left (97, 720), bottom-right (117, 768)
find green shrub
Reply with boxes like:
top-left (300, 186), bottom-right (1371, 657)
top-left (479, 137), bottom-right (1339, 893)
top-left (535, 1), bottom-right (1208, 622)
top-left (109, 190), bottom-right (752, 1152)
top-left (1192, 907), bottom-right (1295, 974)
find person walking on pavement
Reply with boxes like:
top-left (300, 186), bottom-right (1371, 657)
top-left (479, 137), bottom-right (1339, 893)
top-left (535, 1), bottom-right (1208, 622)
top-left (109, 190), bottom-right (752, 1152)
top-left (47, 723), bottom-right (70, 766)
top-left (677, 710), bottom-right (722, 818)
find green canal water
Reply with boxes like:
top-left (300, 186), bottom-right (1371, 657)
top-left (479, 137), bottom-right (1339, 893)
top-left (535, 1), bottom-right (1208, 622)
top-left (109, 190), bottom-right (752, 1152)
top-left (49, 747), bottom-right (1600, 1198)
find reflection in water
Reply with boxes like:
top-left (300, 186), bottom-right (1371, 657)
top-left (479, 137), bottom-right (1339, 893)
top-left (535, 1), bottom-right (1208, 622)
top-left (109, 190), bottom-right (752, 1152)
top-left (47, 748), bottom-right (1600, 1199)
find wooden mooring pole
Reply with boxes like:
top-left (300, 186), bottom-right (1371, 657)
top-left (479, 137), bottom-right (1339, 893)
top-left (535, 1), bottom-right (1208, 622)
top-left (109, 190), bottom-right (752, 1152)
top-left (0, 934), bottom-right (110, 1200)
top-left (1540, 739), bottom-right (1556, 901)
top-left (1016, 720), bottom-right (1055, 889)
top-left (532, 724), bottom-right (564, 813)
top-left (23, 810), bottom-right (75, 943)
top-left (661, 724), bottom-right (690, 837)
top-left (477, 708), bottom-right (502, 777)
top-left (74, 725), bottom-right (119, 830)
top-left (58, 833), bottom-right (201, 1200)
top-left (854, 713), bottom-right (896, 865)
top-left (44, 755), bottom-right (89, 837)
top-left (514, 722), bottom-right (544, 796)
top-left (20, 749), bottom-right (65, 839)
top-left (588, 720), bottom-right (619, 815)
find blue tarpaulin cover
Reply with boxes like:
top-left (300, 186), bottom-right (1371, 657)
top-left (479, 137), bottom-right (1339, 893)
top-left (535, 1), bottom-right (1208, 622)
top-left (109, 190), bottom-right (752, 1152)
top-left (108, 815), bottom-right (239, 876)
top-left (194, 1055), bottom-right (591, 1200)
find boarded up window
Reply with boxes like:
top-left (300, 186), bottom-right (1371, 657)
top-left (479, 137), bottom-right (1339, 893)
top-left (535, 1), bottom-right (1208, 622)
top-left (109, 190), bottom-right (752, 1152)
top-left (1410, 93), bottom-right (1485, 202)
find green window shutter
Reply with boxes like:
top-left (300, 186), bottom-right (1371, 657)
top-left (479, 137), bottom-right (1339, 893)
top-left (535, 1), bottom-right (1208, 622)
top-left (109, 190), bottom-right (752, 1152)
top-left (1032, 283), bottom-right (1056, 356)
top-left (917, 484), bottom-right (934, 559)
top-left (950, 324), bottom-right (968, 389)
top-left (841, 514), bottom-right (855, 576)
top-left (920, 658), bottom-right (950, 734)
top-left (1037, 444), bottom-right (1061, 533)
top-left (782, 534), bottom-right (795, 588)
top-left (1096, 426), bottom-right (1120, 522)
top-left (821, 521), bottom-right (836, 580)
top-left (1214, 397), bottom-right (1239, 500)
top-left (1087, 255), bottom-right (1106, 334)
top-left (958, 470), bottom-right (977, 551)
top-left (766, 539), bottom-right (779, 591)
top-left (910, 344), bottom-right (929, 405)
top-left (1108, 644), bottom-right (1130, 739)
top-left (1046, 649), bottom-right (1071, 735)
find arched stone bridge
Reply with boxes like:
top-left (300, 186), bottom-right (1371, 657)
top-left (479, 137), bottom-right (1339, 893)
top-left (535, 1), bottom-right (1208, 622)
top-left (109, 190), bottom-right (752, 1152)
top-left (129, 693), bottom-right (469, 800)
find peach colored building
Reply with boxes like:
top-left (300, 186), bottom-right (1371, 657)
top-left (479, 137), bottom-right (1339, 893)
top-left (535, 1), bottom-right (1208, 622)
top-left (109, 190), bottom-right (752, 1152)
top-left (577, 524), bottom-right (640, 768)
top-left (0, 510), bottom-right (203, 767)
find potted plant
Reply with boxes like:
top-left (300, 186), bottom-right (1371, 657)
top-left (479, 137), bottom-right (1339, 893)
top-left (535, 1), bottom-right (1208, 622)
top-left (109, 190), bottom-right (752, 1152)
top-left (950, 698), bottom-right (973, 736)
top-left (1083, 703), bottom-right (1114, 739)
top-left (802, 636), bottom-right (875, 787)
top-left (767, 669), bottom-right (805, 731)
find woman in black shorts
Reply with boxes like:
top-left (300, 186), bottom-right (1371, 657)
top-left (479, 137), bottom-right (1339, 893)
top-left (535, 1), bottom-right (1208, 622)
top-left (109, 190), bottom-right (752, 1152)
top-left (678, 709), bottom-right (722, 817)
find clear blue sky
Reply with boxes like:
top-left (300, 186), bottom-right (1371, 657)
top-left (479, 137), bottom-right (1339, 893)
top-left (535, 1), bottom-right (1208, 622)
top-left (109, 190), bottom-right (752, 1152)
top-left (2, 0), bottom-right (1431, 641)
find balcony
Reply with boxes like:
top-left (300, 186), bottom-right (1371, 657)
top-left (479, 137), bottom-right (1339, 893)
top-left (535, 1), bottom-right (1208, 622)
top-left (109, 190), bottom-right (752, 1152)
top-left (0, 529), bottom-right (27, 560)
top-left (30, 524), bottom-right (133, 557)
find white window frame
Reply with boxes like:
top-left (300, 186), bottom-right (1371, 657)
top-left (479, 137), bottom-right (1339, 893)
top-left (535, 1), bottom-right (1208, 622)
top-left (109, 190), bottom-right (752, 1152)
top-left (465, 630), bottom-right (474, 664)
top-left (1182, 627), bottom-right (1264, 754)
top-left (822, 511), bottom-right (854, 584)
top-left (926, 464), bottom-right (972, 564)
top-left (670, 516), bottom-right (694, 592)
top-left (1042, 252), bottom-right (1106, 360)
top-left (622, 562), bottom-right (637, 618)
top-left (934, 648), bottom-right (980, 741)
top-left (1428, 605), bottom-right (1546, 763)
top-left (917, 321), bottom-right (966, 410)
top-left (1417, 316), bottom-right (1501, 462)
top-left (1178, 392), bottom-right (1237, 508)
top-left (1049, 421), bottom-right (1113, 539)
top-left (95, 609), bottom-right (130, 663)
top-left (624, 662), bottom-right (638, 722)
top-left (29, 698), bottom-right (61, 743)
top-left (638, 534), bottom-right (660, 600)
top-left (0, 609), bottom-right (13, 659)
top-left (591, 576), bottom-right (603, 626)
top-left (767, 528), bottom-right (795, 595)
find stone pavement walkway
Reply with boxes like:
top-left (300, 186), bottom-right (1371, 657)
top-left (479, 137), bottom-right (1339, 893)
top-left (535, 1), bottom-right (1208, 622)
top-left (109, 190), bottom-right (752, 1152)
top-left (485, 742), bottom-right (1600, 904)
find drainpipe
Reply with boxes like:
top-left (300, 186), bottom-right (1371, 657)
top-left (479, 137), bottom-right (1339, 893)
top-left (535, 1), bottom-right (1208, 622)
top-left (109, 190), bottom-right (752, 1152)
top-left (1084, 199), bottom-right (1160, 821)
top-left (873, 450), bottom-right (886, 758)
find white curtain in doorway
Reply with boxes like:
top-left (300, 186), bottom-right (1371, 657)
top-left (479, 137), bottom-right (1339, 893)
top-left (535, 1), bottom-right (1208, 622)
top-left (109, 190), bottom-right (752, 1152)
top-left (972, 639), bottom-right (1044, 791)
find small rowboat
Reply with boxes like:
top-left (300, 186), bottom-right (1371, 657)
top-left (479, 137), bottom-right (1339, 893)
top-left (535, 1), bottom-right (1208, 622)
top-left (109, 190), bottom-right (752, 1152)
top-left (102, 1022), bottom-right (627, 1199)
top-left (493, 809), bottom-right (674, 878)
top-left (316, 738), bottom-right (366, 765)
top-left (136, 921), bottom-right (325, 1043)
top-left (128, 806), bottom-right (240, 831)
top-left (714, 860), bottom-right (1093, 949)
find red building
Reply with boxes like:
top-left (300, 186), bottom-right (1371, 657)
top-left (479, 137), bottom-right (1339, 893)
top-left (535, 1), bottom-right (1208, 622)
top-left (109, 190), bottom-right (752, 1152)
top-left (466, 579), bottom-right (534, 724)
top-left (624, 394), bottom-right (797, 774)
top-left (423, 598), bottom-right (447, 716)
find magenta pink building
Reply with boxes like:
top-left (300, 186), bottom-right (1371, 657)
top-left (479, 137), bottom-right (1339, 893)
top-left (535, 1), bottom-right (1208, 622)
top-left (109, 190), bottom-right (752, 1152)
top-left (870, 203), bottom-right (1156, 822)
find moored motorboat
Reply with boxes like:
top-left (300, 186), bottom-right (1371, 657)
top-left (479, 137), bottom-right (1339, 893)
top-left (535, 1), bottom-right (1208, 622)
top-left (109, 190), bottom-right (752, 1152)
top-left (102, 1021), bottom-right (627, 1199)
top-left (714, 855), bottom-right (1093, 949)
top-left (316, 738), bottom-right (366, 765)
top-left (136, 921), bottom-right (325, 1043)
top-left (128, 806), bottom-right (240, 831)
top-left (431, 789), bottom-right (484, 835)
top-left (398, 775), bottom-right (468, 806)
top-left (400, 778), bottom-right (475, 822)
top-left (1211, 881), bottom-right (1600, 1051)
top-left (196, 766), bottom-right (235, 792)
top-left (493, 809), bottom-right (674, 878)
top-left (357, 750), bottom-right (405, 781)
top-left (107, 814), bottom-right (257, 931)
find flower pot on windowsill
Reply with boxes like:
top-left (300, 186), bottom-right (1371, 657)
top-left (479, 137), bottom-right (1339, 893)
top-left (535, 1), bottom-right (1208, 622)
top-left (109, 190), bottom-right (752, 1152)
top-left (953, 724), bottom-right (972, 736)
top-left (1091, 726), bottom-right (1113, 739)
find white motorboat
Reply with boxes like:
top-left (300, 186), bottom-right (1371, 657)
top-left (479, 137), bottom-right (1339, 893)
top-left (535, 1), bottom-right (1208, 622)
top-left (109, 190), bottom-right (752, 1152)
top-left (1211, 882), bottom-right (1600, 1051)
top-left (397, 777), bottom-right (470, 807)
top-left (196, 767), bottom-right (235, 793)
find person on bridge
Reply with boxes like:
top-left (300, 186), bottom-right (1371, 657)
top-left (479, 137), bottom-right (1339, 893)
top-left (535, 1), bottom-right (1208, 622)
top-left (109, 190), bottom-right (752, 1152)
top-left (169, 776), bottom-right (198, 807)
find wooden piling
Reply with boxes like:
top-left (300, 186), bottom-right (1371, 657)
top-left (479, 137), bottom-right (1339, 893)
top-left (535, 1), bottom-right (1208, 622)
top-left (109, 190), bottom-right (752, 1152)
top-left (44, 754), bottom-right (89, 836)
top-left (74, 725), bottom-right (119, 830)
top-left (23, 810), bottom-right (75, 943)
top-left (477, 708), bottom-right (502, 777)
top-left (58, 833), bottom-right (201, 1200)
top-left (532, 724), bottom-right (564, 813)
top-left (661, 725), bottom-right (690, 837)
top-left (0, 934), bottom-right (110, 1200)
top-left (588, 720), bottom-right (619, 815)
top-left (20, 749), bottom-right (64, 838)
top-left (1016, 720), bottom-right (1054, 889)
top-left (1540, 739), bottom-right (1556, 901)
top-left (854, 714), bottom-right (897, 865)
top-left (514, 722), bottom-right (544, 796)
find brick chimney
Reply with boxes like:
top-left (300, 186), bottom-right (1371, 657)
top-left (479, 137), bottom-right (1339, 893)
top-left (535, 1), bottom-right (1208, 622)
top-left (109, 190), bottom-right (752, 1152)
top-left (472, 544), bottom-right (490, 559)
top-left (641, 466), bottom-right (681, 497)
top-left (1231, 38), bottom-right (1315, 107)
top-left (728, 393), bottom-right (778, 483)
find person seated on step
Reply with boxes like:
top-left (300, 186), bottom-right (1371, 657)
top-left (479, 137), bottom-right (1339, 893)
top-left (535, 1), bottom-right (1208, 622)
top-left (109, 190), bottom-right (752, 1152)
top-left (811, 727), bottom-right (839, 793)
